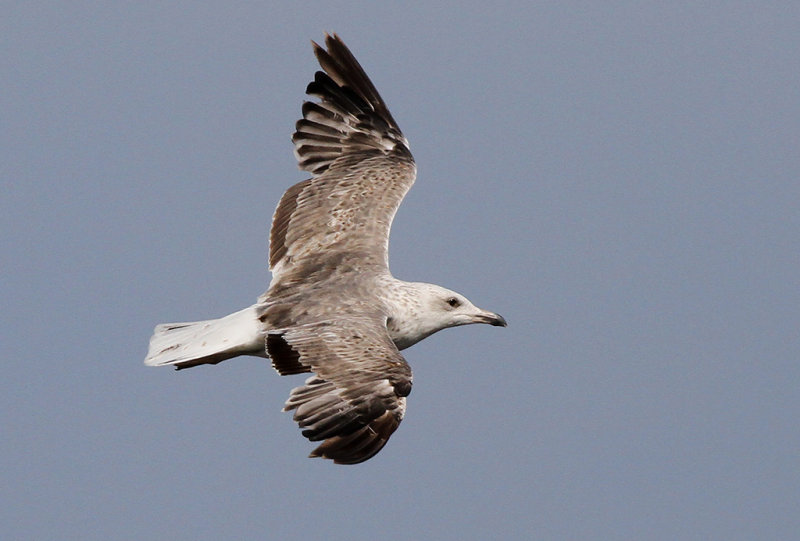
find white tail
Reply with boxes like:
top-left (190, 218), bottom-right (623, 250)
top-left (144, 305), bottom-right (266, 369)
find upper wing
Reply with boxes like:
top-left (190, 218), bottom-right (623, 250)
top-left (266, 317), bottom-right (413, 464)
top-left (269, 34), bottom-right (416, 288)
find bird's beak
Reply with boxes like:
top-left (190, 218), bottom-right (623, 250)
top-left (475, 310), bottom-right (507, 327)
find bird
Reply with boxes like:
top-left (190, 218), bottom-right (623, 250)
top-left (144, 33), bottom-right (507, 464)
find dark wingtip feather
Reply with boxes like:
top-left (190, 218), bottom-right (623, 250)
top-left (293, 33), bottom-right (411, 176)
top-left (307, 409), bottom-right (400, 465)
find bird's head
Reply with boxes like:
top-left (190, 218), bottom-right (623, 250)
top-left (387, 282), bottom-right (506, 350)
top-left (419, 283), bottom-right (507, 329)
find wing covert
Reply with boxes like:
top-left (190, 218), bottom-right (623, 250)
top-left (266, 318), bottom-right (412, 465)
top-left (269, 34), bottom-right (416, 287)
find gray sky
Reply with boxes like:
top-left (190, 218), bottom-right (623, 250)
top-left (3, 3), bottom-right (799, 540)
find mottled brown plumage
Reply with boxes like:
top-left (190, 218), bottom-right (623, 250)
top-left (145, 34), bottom-right (506, 465)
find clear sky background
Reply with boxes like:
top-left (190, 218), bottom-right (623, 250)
top-left (2, 3), bottom-right (799, 540)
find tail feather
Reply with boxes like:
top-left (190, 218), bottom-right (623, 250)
top-left (144, 305), bottom-right (266, 369)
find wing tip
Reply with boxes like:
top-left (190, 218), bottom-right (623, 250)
top-left (293, 32), bottom-right (410, 177)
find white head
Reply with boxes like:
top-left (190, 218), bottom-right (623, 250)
top-left (387, 282), bottom-right (506, 350)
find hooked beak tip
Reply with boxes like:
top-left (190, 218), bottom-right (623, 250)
top-left (482, 312), bottom-right (507, 327)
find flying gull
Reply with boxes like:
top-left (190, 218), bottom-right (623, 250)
top-left (144, 34), bottom-right (506, 464)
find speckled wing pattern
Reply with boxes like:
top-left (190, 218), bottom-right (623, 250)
top-left (267, 317), bottom-right (412, 464)
top-left (269, 33), bottom-right (416, 286)
top-left (263, 34), bottom-right (416, 463)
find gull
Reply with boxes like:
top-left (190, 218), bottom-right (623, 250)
top-left (145, 34), bottom-right (506, 464)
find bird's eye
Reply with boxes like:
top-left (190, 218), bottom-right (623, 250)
top-left (446, 297), bottom-right (461, 308)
